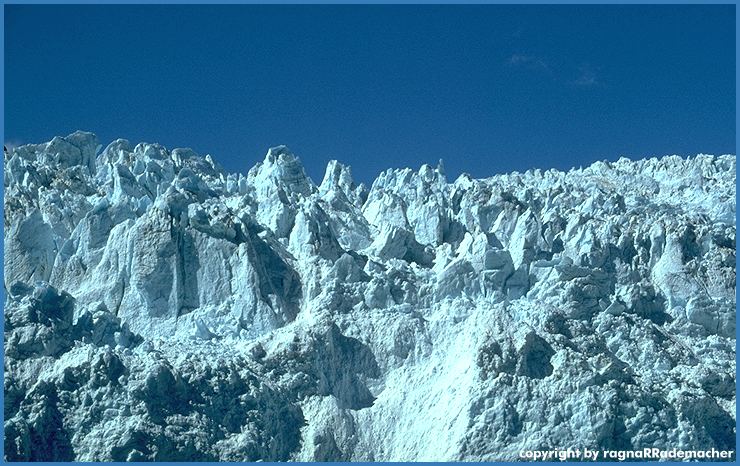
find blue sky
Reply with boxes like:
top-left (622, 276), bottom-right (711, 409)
top-left (5, 5), bottom-right (736, 184)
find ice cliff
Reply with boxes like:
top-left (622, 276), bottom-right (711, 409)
top-left (4, 131), bottom-right (736, 461)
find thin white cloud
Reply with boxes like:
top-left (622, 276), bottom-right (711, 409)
top-left (572, 65), bottom-right (599, 87)
top-left (507, 55), bottom-right (602, 89)
top-left (507, 54), bottom-right (550, 72)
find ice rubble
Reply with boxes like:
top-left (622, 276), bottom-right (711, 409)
top-left (3, 131), bottom-right (736, 461)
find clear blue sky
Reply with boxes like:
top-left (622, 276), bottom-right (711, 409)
top-left (5, 5), bottom-right (736, 184)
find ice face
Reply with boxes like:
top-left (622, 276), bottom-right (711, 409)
top-left (3, 132), bottom-right (736, 461)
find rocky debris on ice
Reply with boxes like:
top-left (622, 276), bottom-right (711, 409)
top-left (4, 131), bottom-right (736, 461)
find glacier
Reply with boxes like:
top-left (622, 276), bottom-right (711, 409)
top-left (3, 131), bottom-right (736, 461)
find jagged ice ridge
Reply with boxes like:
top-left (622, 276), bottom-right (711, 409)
top-left (3, 131), bottom-right (736, 461)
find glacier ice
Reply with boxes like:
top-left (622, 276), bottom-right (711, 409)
top-left (3, 131), bottom-right (736, 461)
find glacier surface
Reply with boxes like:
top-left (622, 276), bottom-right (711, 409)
top-left (3, 131), bottom-right (736, 461)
